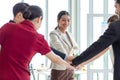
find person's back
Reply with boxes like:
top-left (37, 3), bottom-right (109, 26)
top-left (0, 5), bottom-right (50, 80)
top-left (0, 21), bottom-right (47, 80)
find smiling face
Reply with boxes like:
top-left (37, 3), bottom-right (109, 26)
top-left (57, 14), bottom-right (70, 32)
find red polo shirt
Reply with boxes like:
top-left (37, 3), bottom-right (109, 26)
top-left (0, 20), bottom-right (51, 80)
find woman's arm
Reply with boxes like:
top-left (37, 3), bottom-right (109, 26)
top-left (51, 47), bottom-right (66, 59)
top-left (45, 51), bottom-right (75, 69)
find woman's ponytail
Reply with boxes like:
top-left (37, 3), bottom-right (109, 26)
top-left (23, 7), bottom-right (31, 19)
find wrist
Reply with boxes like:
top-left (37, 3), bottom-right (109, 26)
top-left (64, 56), bottom-right (67, 61)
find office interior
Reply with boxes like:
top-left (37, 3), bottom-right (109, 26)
top-left (0, 0), bottom-right (115, 80)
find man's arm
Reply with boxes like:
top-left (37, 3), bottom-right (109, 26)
top-left (72, 23), bottom-right (117, 66)
top-left (75, 48), bottom-right (108, 69)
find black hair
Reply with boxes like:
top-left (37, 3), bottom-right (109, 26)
top-left (57, 10), bottom-right (70, 20)
top-left (23, 5), bottom-right (43, 20)
top-left (55, 10), bottom-right (70, 30)
top-left (13, 2), bottom-right (29, 16)
top-left (115, 0), bottom-right (120, 4)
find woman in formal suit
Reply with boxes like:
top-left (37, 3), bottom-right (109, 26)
top-left (49, 10), bottom-right (79, 80)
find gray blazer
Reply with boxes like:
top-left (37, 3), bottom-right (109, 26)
top-left (50, 28), bottom-right (79, 70)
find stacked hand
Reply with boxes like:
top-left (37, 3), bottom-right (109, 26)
top-left (66, 56), bottom-right (76, 62)
top-left (65, 56), bottom-right (85, 70)
top-left (75, 64), bottom-right (85, 70)
top-left (67, 63), bottom-right (85, 70)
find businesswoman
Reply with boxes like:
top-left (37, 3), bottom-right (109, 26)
top-left (49, 10), bottom-right (79, 80)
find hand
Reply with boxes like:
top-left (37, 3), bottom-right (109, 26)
top-left (75, 64), bottom-right (84, 70)
top-left (66, 56), bottom-right (76, 62)
top-left (66, 63), bottom-right (75, 70)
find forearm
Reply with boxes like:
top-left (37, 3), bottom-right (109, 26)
top-left (76, 48), bottom-right (108, 67)
top-left (51, 47), bottom-right (66, 59)
top-left (72, 40), bottom-right (111, 66)
top-left (46, 51), bottom-right (70, 67)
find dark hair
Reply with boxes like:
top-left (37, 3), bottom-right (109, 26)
top-left (55, 10), bottom-right (70, 29)
top-left (115, 0), bottom-right (120, 4)
top-left (57, 10), bottom-right (70, 20)
top-left (107, 15), bottom-right (119, 24)
top-left (13, 2), bottom-right (29, 16)
top-left (23, 5), bottom-right (43, 20)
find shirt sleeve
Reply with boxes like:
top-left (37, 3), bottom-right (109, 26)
top-left (0, 24), bottom-right (8, 44)
top-left (35, 34), bottom-right (51, 55)
top-left (51, 47), bottom-right (66, 59)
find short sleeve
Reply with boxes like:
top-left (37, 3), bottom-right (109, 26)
top-left (34, 34), bottom-right (51, 55)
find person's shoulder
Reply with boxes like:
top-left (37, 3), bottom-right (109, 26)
top-left (36, 33), bottom-right (44, 38)
top-left (111, 20), bottom-right (120, 26)
top-left (66, 31), bottom-right (72, 34)
top-left (0, 22), bottom-right (17, 32)
top-left (108, 20), bottom-right (120, 30)
top-left (1, 22), bottom-right (15, 28)
top-left (50, 29), bottom-right (58, 34)
top-left (50, 30), bottom-right (55, 33)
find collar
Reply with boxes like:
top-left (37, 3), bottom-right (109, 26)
top-left (20, 20), bottom-right (35, 30)
top-left (9, 20), bottom-right (15, 23)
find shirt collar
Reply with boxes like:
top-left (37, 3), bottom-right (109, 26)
top-left (20, 20), bottom-right (35, 30)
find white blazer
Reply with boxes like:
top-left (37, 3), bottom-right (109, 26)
top-left (49, 28), bottom-right (79, 70)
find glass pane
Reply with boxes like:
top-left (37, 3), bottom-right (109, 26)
top-left (108, 0), bottom-right (115, 14)
top-left (108, 72), bottom-right (113, 80)
top-left (0, 0), bottom-right (21, 27)
top-left (93, 0), bottom-right (103, 14)
top-left (93, 72), bottom-right (104, 80)
top-left (80, 0), bottom-right (89, 52)
top-left (93, 17), bottom-right (104, 41)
